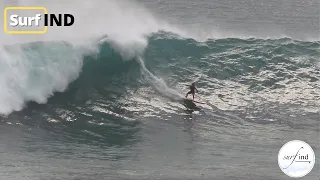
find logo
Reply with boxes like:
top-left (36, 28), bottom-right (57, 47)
top-left (278, 140), bottom-right (315, 178)
top-left (4, 6), bottom-right (74, 34)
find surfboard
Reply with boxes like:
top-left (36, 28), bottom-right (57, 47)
top-left (184, 98), bottom-right (205, 104)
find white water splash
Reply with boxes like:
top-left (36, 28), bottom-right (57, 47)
top-left (136, 57), bottom-right (184, 101)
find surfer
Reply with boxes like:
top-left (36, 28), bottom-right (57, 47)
top-left (185, 82), bottom-right (198, 100)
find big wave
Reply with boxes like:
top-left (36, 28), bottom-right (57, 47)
top-left (1, 0), bottom-right (319, 116)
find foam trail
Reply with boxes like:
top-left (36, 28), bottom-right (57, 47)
top-left (136, 57), bottom-right (184, 100)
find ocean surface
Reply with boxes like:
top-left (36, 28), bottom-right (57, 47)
top-left (0, 0), bottom-right (319, 180)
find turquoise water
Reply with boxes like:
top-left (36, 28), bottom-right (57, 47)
top-left (0, 0), bottom-right (319, 179)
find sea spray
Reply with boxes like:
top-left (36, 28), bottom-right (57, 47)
top-left (136, 57), bottom-right (184, 100)
top-left (0, 42), bottom-right (84, 115)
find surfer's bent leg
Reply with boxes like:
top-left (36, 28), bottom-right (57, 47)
top-left (185, 91), bottom-right (192, 98)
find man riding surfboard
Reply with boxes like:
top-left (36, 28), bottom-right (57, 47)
top-left (185, 82), bottom-right (198, 100)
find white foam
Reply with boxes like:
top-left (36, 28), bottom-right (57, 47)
top-left (137, 57), bottom-right (184, 101)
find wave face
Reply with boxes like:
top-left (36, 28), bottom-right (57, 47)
top-left (1, 33), bottom-right (319, 118)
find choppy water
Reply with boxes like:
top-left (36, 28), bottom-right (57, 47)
top-left (0, 0), bottom-right (319, 180)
